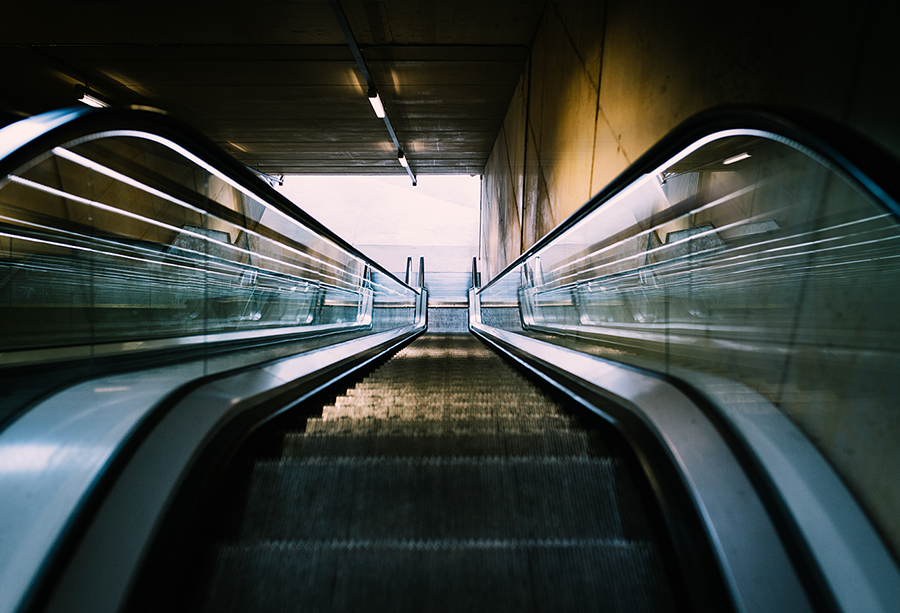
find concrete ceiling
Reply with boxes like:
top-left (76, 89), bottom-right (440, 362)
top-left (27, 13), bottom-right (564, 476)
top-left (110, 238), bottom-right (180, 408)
top-left (1, 1), bottom-right (547, 176)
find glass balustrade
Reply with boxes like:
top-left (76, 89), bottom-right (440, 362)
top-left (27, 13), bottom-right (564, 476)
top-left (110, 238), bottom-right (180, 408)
top-left (476, 129), bottom-right (900, 563)
top-left (0, 113), bottom-right (420, 369)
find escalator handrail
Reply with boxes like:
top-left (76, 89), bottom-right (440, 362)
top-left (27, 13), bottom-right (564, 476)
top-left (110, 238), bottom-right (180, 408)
top-left (470, 294), bottom-right (900, 613)
top-left (470, 318), bottom-right (814, 613)
top-left (0, 106), bottom-right (417, 294)
top-left (0, 319), bottom-right (425, 613)
top-left (468, 107), bottom-right (900, 611)
top-left (478, 105), bottom-right (900, 292)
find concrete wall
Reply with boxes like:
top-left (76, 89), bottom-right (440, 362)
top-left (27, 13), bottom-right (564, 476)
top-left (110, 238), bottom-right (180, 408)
top-left (478, 0), bottom-right (900, 568)
top-left (480, 0), bottom-right (900, 279)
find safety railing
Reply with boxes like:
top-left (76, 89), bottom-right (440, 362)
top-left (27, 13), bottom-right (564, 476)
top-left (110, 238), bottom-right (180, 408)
top-left (471, 108), bottom-right (900, 613)
top-left (0, 106), bottom-right (425, 426)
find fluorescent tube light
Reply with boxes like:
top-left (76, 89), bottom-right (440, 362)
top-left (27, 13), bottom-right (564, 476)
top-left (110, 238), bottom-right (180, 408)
top-left (367, 88), bottom-right (385, 118)
top-left (80, 93), bottom-right (109, 108)
top-left (398, 151), bottom-right (409, 168)
top-left (723, 152), bottom-right (751, 165)
top-left (75, 85), bottom-right (111, 108)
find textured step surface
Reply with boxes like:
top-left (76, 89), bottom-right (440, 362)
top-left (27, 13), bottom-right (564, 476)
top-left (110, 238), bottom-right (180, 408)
top-left (196, 333), bottom-right (676, 612)
top-left (282, 431), bottom-right (601, 458)
top-left (322, 402), bottom-right (560, 419)
top-left (241, 457), bottom-right (649, 541)
top-left (203, 541), bottom-right (674, 613)
top-left (304, 415), bottom-right (575, 434)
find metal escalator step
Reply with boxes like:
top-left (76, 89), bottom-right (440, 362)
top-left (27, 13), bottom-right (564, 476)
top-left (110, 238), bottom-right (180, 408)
top-left (360, 365), bottom-right (521, 374)
top-left (351, 372), bottom-right (532, 384)
top-left (352, 380), bottom-right (536, 393)
top-left (357, 377), bottom-right (526, 387)
top-left (363, 356), bottom-right (519, 371)
top-left (282, 431), bottom-right (602, 458)
top-left (325, 398), bottom-right (558, 410)
top-left (240, 457), bottom-right (650, 542)
top-left (304, 415), bottom-right (575, 434)
top-left (335, 390), bottom-right (554, 400)
top-left (190, 335), bottom-right (681, 612)
top-left (202, 540), bottom-right (676, 613)
top-left (321, 402), bottom-right (559, 420)
top-left (342, 387), bottom-right (553, 400)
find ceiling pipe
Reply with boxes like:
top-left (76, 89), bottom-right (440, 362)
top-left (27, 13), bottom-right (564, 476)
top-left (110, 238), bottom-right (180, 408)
top-left (329, 0), bottom-right (417, 187)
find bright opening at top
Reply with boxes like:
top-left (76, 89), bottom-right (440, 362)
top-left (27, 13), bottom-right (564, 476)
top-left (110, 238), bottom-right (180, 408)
top-left (276, 175), bottom-right (481, 276)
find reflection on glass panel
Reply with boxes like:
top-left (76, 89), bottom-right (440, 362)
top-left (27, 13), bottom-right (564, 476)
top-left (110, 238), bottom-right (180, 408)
top-left (478, 132), bottom-right (900, 560)
top-left (0, 133), bottom-right (418, 361)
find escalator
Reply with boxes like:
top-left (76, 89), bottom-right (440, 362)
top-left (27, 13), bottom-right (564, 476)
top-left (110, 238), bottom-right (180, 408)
top-left (1, 106), bottom-right (900, 613)
top-left (189, 333), bottom-right (678, 612)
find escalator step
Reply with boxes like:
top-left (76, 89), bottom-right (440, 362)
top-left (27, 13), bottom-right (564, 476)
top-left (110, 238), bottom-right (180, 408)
top-left (192, 334), bottom-right (678, 612)
top-left (322, 400), bottom-right (560, 419)
top-left (240, 457), bottom-right (651, 542)
top-left (304, 415), bottom-right (576, 435)
top-left (337, 389), bottom-right (556, 402)
top-left (282, 431), bottom-right (602, 458)
top-left (355, 378), bottom-right (537, 390)
top-left (202, 541), bottom-right (675, 613)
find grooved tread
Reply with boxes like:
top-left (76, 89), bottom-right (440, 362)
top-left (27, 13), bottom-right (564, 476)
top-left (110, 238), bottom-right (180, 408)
top-left (202, 542), bottom-right (675, 613)
top-left (322, 402), bottom-right (559, 419)
top-left (240, 458), bottom-right (650, 541)
top-left (335, 391), bottom-right (556, 403)
top-left (304, 415), bottom-right (575, 434)
top-left (282, 431), bottom-right (600, 458)
top-left (195, 334), bottom-right (676, 612)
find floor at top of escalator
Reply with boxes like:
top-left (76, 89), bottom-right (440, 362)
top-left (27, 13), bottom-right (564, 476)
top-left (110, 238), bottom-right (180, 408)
top-left (181, 333), bottom-right (685, 612)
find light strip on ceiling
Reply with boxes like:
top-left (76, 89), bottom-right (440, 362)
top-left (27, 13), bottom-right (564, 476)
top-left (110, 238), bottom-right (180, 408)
top-left (368, 89), bottom-right (386, 118)
top-left (329, 0), bottom-right (416, 186)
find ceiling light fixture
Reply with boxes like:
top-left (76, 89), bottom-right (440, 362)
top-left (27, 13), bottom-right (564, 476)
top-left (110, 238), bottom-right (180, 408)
top-left (723, 152), bottom-right (751, 165)
top-left (367, 88), bottom-right (385, 118)
top-left (75, 84), bottom-right (111, 108)
top-left (330, 0), bottom-right (416, 186)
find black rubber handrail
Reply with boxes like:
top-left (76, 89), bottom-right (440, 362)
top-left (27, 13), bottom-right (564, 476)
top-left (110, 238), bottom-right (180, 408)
top-left (480, 105), bottom-right (900, 292)
top-left (0, 106), bottom-right (416, 292)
